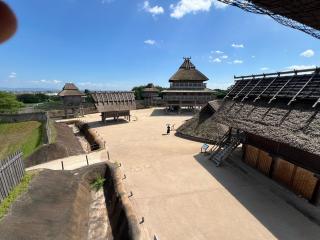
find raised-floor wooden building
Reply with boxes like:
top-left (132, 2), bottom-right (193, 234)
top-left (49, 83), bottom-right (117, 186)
top-left (142, 83), bottom-right (159, 107)
top-left (162, 57), bottom-right (215, 111)
top-left (90, 91), bottom-right (136, 123)
top-left (58, 83), bottom-right (85, 118)
top-left (215, 67), bottom-right (320, 204)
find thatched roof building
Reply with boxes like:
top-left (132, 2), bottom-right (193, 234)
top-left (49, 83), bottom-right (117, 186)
top-left (142, 83), bottom-right (160, 107)
top-left (90, 91), bottom-right (136, 122)
top-left (177, 100), bottom-right (228, 143)
top-left (58, 83), bottom-right (85, 118)
top-left (169, 58), bottom-right (209, 82)
top-left (163, 57), bottom-right (215, 111)
top-left (178, 68), bottom-right (320, 204)
top-left (218, 0), bottom-right (320, 39)
top-left (58, 83), bottom-right (84, 97)
top-left (142, 83), bottom-right (159, 93)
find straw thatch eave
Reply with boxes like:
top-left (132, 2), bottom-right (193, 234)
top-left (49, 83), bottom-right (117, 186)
top-left (212, 99), bottom-right (320, 157)
top-left (58, 83), bottom-right (84, 97)
top-left (217, 0), bottom-right (320, 39)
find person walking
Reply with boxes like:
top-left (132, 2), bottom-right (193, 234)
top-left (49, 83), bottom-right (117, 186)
top-left (167, 125), bottom-right (171, 135)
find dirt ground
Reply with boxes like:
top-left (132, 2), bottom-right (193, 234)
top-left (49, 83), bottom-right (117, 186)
top-left (25, 122), bottom-right (85, 167)
top-left (0, 169), bottom-right (90, 240)
top-left (82, 108), bottom-right (320, 240)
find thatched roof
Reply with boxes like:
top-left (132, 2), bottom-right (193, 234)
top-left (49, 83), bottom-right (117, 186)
top-left (213, 99), bottom-right (320, 157)
top-left (169, 58), bottom-right (209, 82)
top-left (91, 91), bottom-right (136, 113)
top-left (178, 68), bottom-right (320, 157)
top-left (142, 83), bottom-right (159, 93)
top-left (177, 100), bottom-right (227, 143)
top-left (225, 67), bottom-right (320, 107)
top-left (218, 0), bottom-right (320, 39)
top-left (58, 83), bottom-right (84, 97)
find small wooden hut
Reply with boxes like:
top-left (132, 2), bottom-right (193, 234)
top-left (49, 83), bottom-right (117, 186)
top-left (162, 57), bottom-right (215, 111)
top-left (58, 83), bottom-right (85, 118)
top-left (213, 67), bottom-right (320, 204)
top-left (142, 83), bottom-right (159, 107)
top-left (90, 91), bottom-right (136, 123)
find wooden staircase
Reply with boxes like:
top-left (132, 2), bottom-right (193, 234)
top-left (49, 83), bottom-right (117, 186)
top-left (208, 133), bottom-right (242, 167)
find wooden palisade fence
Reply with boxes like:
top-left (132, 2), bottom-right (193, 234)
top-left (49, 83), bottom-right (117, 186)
top-left (0, 151), bottom-right (25, 202)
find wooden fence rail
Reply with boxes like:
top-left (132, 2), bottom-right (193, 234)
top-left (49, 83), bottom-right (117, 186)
top-left (0, 151), bottom-right (25, 202)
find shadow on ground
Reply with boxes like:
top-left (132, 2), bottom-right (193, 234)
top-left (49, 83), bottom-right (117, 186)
top-left (88, 119), bottom-right (129, 129)
top-left (193, 148), bottom-right (320, 240)
top-left (150, 108), bottom-right (196, 117)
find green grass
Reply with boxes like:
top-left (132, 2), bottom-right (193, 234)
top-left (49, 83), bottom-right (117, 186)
top-left (34, 101), bottom-right (63, 111)
top-left (48, 120), bottom-right (57, 144)
top-left (91, 175), bottom-right (106, 192)
top-left (0, 173), bottom-right (34, 220)
top-left (0, 121), bottom-right (43, 160)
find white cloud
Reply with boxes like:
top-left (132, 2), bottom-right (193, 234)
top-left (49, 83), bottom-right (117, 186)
top-left (8, 72), bottom-right (16, 78)
top-left (212, 58), bottom-right (221, 63)
top-left (221, 55), bottom-right (228, 59)
top-left (215, 50), bottom-right (224, 54)
top-left (285, 65), bottom-right (316, 71)
top-left (33, 79), bottom-right (62, 84)
top-left (300, 49), bottom-right (314, 58)
top-left (231, 43), bottom-right (244, 48)
top-left (260, 67), bottom-right (269, 71)
top-left (101, 0), bottom-right (114, 4)
top-left (143, 1), bottom-right (164, 16)
top-left (144, 39), bottom-right (156, 45)
top-left (170, 0), bottom-right (228, 19)
top-left (233, 60), bottom-right (243, 64)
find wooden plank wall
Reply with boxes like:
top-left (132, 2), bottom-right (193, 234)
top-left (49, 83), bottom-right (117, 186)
top-left (244, 145), bottom-right (272, 175)
top-left (244, 144), bottom-right (318, 201)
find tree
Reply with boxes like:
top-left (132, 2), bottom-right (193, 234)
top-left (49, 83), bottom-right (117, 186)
top-left (0, 92), bottom-right (24, 113)
top-left (16, 93), bottom-right (49, 103)
top-left (214, 89), bottom-right (228, 99)
top-left (131, 85), bottom-right (166, 100)
top-left (83, 89), bottom-right (94, 103)
top-left (131, 85), bottom-right (145, 100)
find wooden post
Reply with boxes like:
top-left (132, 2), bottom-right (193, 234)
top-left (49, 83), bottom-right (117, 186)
top-left (86, 155), bottom-right (89, 166)
top-left (61, 161), bottom-right (64, 170)
top-left (268, 156), bottom-right (278, 179)
top-left (310, 174), bottom-right (320, 205)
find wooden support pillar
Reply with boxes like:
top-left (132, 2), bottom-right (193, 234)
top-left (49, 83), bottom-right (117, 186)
top-left (241, 144), bottom-right (246, 162)
top-left (310, 174), bottom-right (320, 205)
top-left (268, 155), bottom-right (278, 179)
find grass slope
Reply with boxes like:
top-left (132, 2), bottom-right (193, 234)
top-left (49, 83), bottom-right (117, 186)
top-left (0, 121), bottom-right (43, 160)
top-left (0, 173), bottom-right (34, 219)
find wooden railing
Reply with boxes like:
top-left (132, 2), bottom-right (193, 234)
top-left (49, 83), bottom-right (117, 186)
top-left (0, 151), bottom-right (25, 202)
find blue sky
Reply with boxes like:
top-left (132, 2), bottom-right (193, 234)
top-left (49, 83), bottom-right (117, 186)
top-left (1, 0), bottom-right (320, 91)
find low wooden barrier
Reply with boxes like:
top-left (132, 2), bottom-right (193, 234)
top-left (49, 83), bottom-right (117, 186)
top-left (0, 151), bottom-right (25, 202)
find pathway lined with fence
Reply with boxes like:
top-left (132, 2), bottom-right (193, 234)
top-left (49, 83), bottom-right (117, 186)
top-left (0, 151), bottom-right (25, 202)
top-left (26, 150), bottom-right (107, 171)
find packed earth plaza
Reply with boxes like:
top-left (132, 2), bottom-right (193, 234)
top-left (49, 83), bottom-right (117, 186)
top-left (80, 108), bottom-right (320, 239)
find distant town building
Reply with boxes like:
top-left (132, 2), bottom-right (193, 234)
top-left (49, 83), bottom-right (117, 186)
top-left (90, 91), bottom-right (136, 123)
top-left (58, 83), bottom-right (85, 118)
top-left (162, 57), bottom-right (215, 111)
top-left (142, 83), bottom-right (159, 107)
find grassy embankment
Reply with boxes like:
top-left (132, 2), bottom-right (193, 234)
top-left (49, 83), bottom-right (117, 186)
top-left (0, 121), bottom-right (43, 160)
top-left (0, 172), bottom-right (34, 219)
